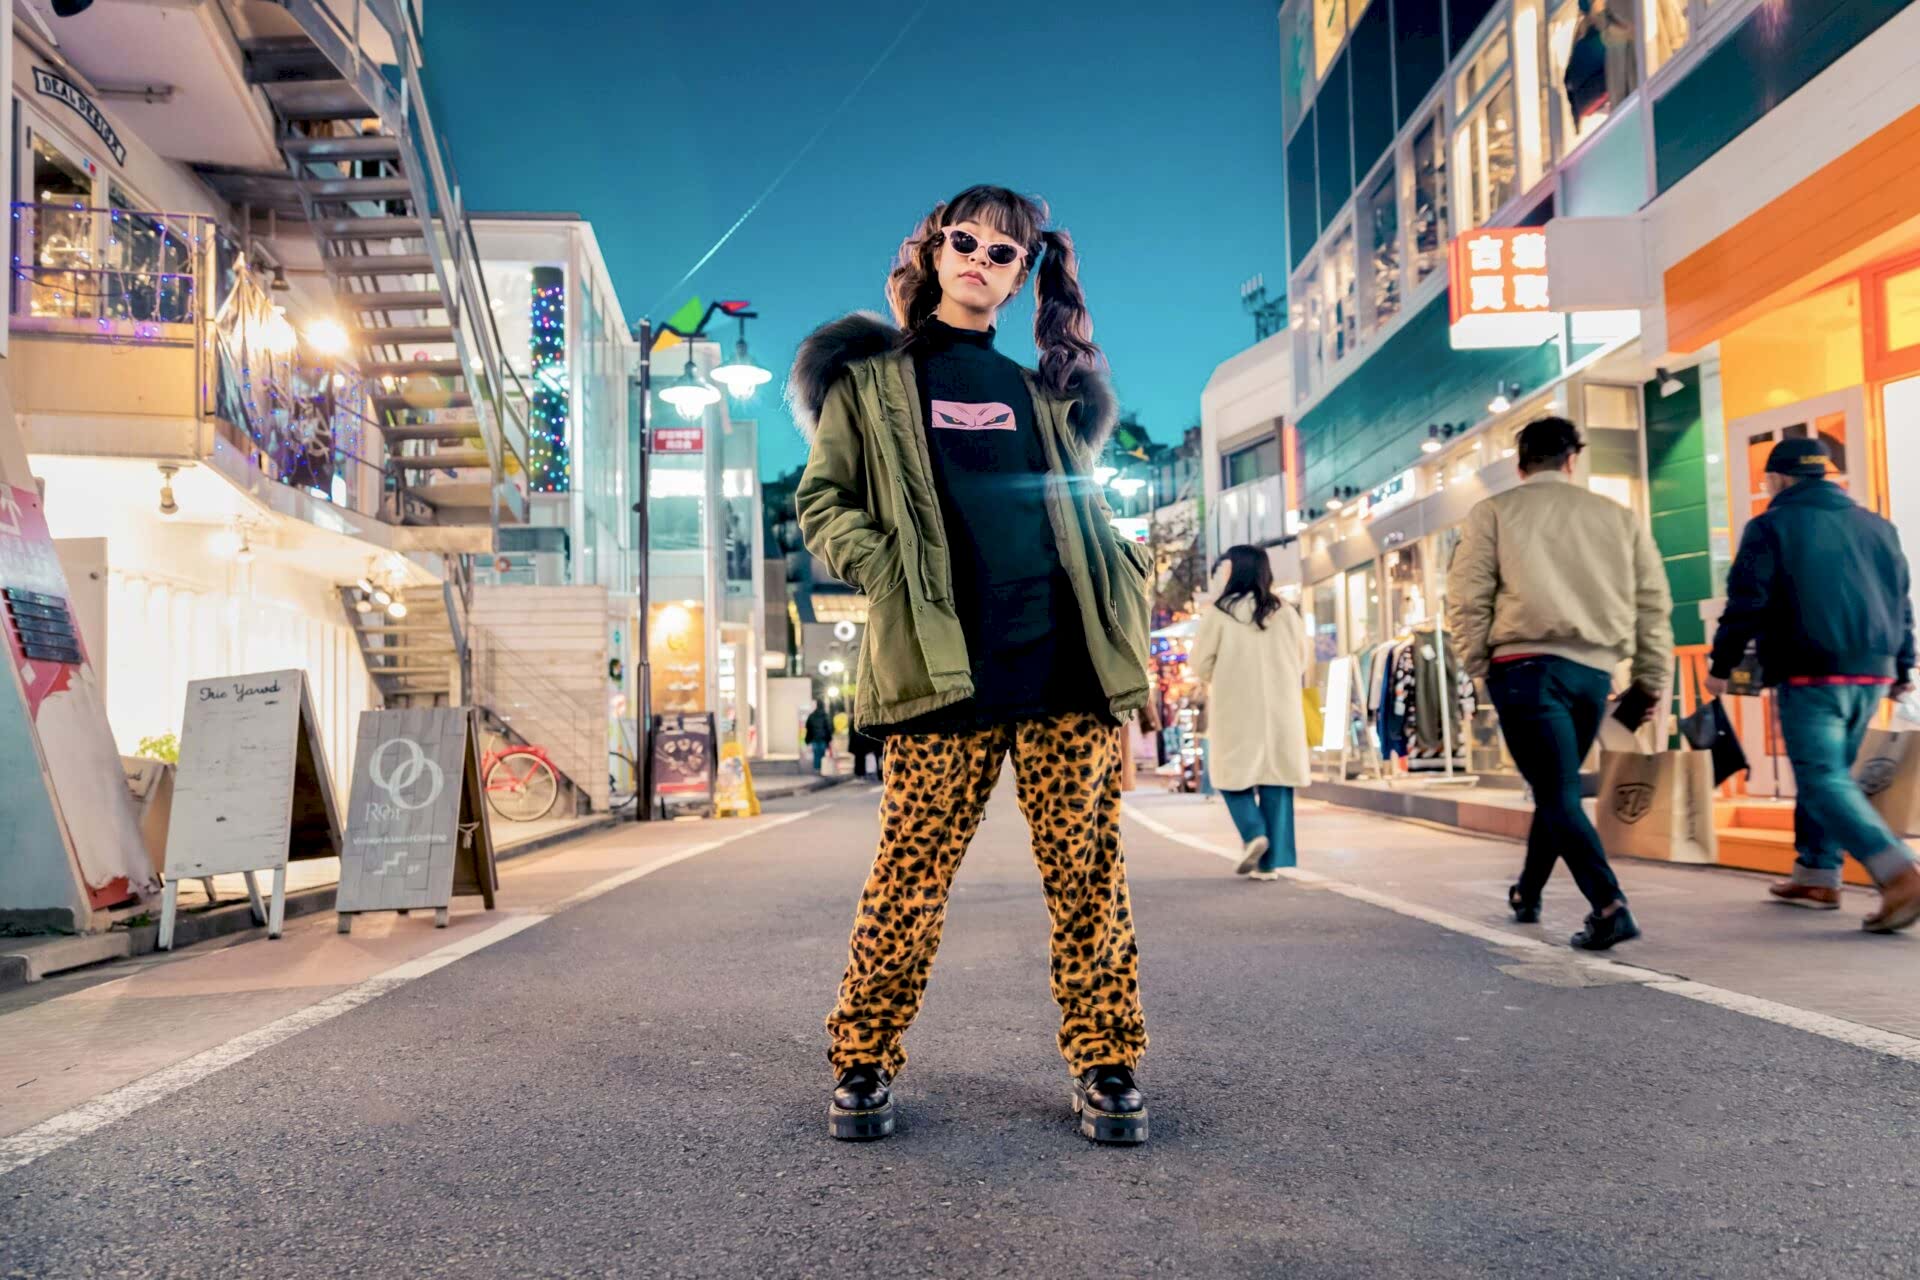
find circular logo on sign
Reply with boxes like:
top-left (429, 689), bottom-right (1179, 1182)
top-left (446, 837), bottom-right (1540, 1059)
top-left (1612, 782), bottom-right (1654, 825)
top-left (369, 736), bottom-right (445, 811)
top-left (1859, 757), bottom-right (1898, 796)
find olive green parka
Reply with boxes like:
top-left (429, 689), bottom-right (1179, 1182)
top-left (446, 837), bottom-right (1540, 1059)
top-left (788, 312), bottom-right (1152, 730)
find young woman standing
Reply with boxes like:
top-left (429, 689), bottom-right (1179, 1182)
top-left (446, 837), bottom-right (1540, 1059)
top-left (790, 185), bottom-right (1155, 1145)
top-left (1191, 546), bottom-right (1313, 878)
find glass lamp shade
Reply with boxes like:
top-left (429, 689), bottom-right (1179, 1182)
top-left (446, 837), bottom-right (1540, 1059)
top-left (711, 339), bottom-right (772, 399)
top-left (660, 359), bottom-right (722, 419)
top-left (1111, 476), bottom-right (1148, 497)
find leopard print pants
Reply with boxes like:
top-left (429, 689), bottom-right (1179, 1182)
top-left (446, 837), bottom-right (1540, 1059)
top-left (826, 711), bottom-right (1148, 1077)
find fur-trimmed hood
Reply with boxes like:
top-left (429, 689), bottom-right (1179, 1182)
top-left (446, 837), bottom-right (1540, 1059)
top-left (785, 311), bottom-right (1119, 451)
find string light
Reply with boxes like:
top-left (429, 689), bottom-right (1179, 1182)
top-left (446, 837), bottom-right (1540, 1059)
top-left (528, 266), bottom-right (570, 494)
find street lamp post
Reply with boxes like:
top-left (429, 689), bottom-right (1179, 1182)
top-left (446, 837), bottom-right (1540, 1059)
top-left (629, 301), bottom-right (768, 822)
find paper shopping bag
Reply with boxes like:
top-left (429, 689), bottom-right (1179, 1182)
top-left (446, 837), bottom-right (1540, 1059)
top-left (1852, 729), bottom-right (1920, 836)
top-left (1596, 747), bottom-right (1718, 864)
top-left (1302, 687), bottom-right (1324, 750)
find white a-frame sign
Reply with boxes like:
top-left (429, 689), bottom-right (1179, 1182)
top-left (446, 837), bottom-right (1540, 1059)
top-left (159, 669), bottom-right (342, 948)
top-left (335, 707), bottom-right (496, 933)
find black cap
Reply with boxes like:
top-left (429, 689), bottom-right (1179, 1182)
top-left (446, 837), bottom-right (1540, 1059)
top-left (1765, 438), bottom-right (1831, 477)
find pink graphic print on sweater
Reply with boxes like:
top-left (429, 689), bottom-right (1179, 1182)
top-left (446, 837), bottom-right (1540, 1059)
top-left (930, 400), bottom-right (1016, 431)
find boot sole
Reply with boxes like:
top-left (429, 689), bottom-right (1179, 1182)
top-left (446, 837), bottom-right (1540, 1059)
top-left (1071, 1085), bottom-right (1149, 1145)
top-left (828, 1097), bottom-right (895, 1140)
top-left (1862, 897), bottom-right (1920, 934)
top-left (1771, 896), bottom-right (1841, 911)
top-left (1571, 923), bottom-right (1640, 951)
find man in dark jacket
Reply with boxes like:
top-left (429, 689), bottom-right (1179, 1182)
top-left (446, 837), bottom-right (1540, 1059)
top-left (1706, 438), bottom-right (1920, 933)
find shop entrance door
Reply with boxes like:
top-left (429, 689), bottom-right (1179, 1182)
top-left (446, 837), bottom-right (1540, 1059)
top-left (1726, 389), bottom-right (1863, 536)
top-left (1722, 389), bottom-right (1866, 797)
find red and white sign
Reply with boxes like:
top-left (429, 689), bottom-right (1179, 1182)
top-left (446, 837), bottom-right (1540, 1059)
top-left (1447, 228), bottom-right (1560, 350)
top-left (651, 426), bottom-right (705, 455)
top-left (0, 484), bottom-right (157, 910)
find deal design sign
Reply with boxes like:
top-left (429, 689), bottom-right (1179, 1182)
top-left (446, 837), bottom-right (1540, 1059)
top-left (1447, 227), bottom-right (1559, 350)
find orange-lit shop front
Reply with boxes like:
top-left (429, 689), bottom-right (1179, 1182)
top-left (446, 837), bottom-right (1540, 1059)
top-left (1663, 105), bottom-right (1920, 883)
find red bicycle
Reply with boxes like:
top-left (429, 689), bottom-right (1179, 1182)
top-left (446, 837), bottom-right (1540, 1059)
top-left (483, 744), bottom-right (560, 822)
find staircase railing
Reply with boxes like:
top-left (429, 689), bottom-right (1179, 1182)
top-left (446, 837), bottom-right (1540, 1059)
top-left (271, 0), bottom-right (532, 536)
top-left (470, 623), bottom-right (600, 806)
top-left (442, 553), bottom-right (474, 704)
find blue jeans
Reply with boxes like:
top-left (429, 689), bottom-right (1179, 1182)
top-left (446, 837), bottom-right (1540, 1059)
top-left (1221, 785), bottom-right (1296, 870)
top-left (1777, 683), bottom-right (1919, 888)
top-left (811, 741), bottom-right (828, 771)
top-left (1486, 657), bottom-right (1624, 912)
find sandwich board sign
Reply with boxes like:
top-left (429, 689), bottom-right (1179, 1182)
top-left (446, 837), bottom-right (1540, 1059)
top-left (159, 669), bottom-right (341, 948)
top-left (335, 707), bottom-right (496, 933)
top-left (651, 711), bottom-right (716, 817)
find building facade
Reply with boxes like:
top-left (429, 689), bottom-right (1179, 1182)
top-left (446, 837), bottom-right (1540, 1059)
top-left (1202, 0), bottom-right (1917, 781)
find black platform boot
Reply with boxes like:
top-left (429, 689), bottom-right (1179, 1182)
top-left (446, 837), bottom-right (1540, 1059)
top-left (1508, 884), bottom-right (1541, 924)
top-left (828, 1065), bottom-right (895, 1141)
top-left (1570, 903), bottom-right (1640, 951)
top-left (1071, 1064), bottom-right (1149, 1145)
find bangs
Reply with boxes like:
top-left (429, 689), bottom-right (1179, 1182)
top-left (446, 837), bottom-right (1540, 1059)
top-left (944, 185), bottom-right (1043, 246)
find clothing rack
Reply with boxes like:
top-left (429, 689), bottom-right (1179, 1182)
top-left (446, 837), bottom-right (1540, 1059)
top-left (1385, 590), bottom-right (1477, 790)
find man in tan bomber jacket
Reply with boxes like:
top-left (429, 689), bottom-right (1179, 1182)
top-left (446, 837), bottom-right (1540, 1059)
top-left (1446, 416), bottom-right (1673, 952)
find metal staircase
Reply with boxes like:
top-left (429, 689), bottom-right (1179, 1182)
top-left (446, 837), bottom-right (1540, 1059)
top-left (340, 584), bottom-right (459, 705)
top-left (202, 1), bottom-right (532, 544)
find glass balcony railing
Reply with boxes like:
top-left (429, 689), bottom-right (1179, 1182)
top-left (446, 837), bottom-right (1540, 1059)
top-left (10, 203), bottom-right (230, 334)
top-left (1213, 474), bottom-right (1288, 552)
top-left (9, 201), bottom-right (387, 519)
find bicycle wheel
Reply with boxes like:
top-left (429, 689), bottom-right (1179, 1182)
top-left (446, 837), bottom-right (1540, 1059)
top-left (608, 751), bottom-right (638, 811)
top-left (486, 751), bottom-right (559, 822)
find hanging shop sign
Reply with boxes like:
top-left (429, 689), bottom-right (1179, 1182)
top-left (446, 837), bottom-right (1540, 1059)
top-left (0, 483), bottom-right (156, 922)
top-left (652, 426), bottom-right (705, 454)
top-left (335, 707), bottom-right (497, 933)
top-left (1448, 227), bottom-right (1560, 350)
top-left (159, 669), bottom-right (341, 948)
top-left (32, 69), bottom-right (128, 166)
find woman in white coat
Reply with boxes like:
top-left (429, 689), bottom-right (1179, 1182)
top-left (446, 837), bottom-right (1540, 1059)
top-left (1190, 545), bottom-right (1312, 880)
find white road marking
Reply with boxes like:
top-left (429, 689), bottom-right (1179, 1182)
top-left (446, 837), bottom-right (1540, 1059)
top-left (1123, 802), bottom-right (1920, 1065)
top-left (0, 808), bottom-right (822, 1179)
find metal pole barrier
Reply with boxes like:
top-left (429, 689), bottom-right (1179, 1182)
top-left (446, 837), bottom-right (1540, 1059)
top-left (633, 319), bottom-right (656, 821)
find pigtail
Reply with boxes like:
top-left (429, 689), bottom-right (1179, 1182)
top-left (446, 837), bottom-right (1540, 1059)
top-left (1033, 228), bottom-right (1103, 397)
top-left (884, 202), bottom-right (948, 337)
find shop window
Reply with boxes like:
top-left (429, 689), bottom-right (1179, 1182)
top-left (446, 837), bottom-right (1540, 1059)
top-left (1511, 0), bottom-right (1549, 192)
top-left (1384, 544), bottom-right (1428, 630)
top-left (1454, 31), bottom-right (1518, 230)
top-left (1719, 280), bottom-right (1864, 423)
top-left (1314, 0), bottom-right (1349, 77)
top-left (1361, 165), bottom-right (1401, 331)
top-left (1224, 437), bottom-right (1282, 488)
top-left (1643, 0), bottom-right (1689, 77)
top-left (1881, 263), bottom-right (1920, 356)
top-left (1292, 261), bottom-right (1325, 395)
top-left (1310, 579), bottom-right (1342, 675)
top-left (1281, 0), bottom-right (1317, 140)
top-left (23, 133), bottom-right (97, 320)
top-left (1553, 0), bottom-right (1636, 148)
top-left (1323, 228), bottom-right (1359, 366)
top-left (105, 183), bottom-right (193, 325)
top-left (1345, 561), bottom-right (1382, 653)
top-left (1408, 112), bottom-right (1449, 285)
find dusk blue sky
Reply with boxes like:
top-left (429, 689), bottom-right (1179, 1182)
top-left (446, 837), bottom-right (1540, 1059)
top-left (422, 2), bottom-right (1286, 480)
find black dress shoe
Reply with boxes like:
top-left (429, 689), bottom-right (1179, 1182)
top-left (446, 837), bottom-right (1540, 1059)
top-left (1508, 884), bottom-right (1541, 924)
top-left (1071, 1064), bottom-right (1148, 1145)
top-left (828, 1065), bottom-right (895, 1141)
top-left (1570, 904), bottom-right (1640, 951)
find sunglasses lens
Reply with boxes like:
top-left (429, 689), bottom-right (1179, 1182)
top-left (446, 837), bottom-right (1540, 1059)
top-left (987, 244), bottom-right (1020, 266)
top-left (946, 230), bottom-right (977, 255)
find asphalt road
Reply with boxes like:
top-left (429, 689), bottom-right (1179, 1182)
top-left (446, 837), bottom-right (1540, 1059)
top-left (4, 778), bottom-right (1918, 1279)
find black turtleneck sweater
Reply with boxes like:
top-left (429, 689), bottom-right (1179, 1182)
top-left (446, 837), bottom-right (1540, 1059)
top-left (886, 319), bottom-right (1104, 734)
